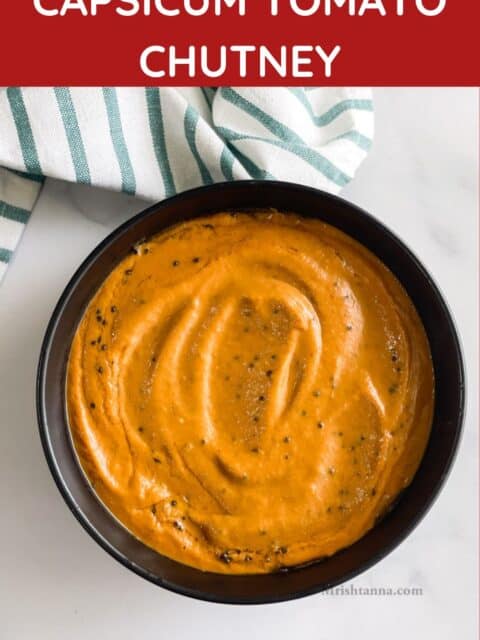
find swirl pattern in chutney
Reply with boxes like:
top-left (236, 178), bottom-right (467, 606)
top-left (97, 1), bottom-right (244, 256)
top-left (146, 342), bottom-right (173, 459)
top-left (67, 212), bottom-right (434, 574)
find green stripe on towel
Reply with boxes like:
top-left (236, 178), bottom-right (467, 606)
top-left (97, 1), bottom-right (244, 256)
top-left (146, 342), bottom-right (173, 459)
top-left (54, 88), bottom-right (91, 185)
top-left (220, 147), bottom-right (235, 181)
top-left (334, 130), bottom-right (372, 152)
top-left (103, 88), bottom-right (136, 195)
top-left (0, 201), bottom-right (30, 225)
top-left (200, 87), bottom-right (216, 108)
top-left (6, 88), bottom-right (43, 176)
top-left (288, 89), bottom-right (374, 127)
top-left (217, 126), bottom-right (350, 188)
top-left (184, 106), bottom-right (213, 185)
top-left (220, 88), bottom-right (305, 145)
top-left (230, 146), bottom-right (275, 181)
top-left (0, 247), bottom-right (12, 263)
top-left (145, 88), bottom-right (176, 198)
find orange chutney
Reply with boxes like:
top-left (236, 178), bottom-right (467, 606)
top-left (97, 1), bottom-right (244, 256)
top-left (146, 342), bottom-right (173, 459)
top-left (67, 212), bottom-right (434, 574)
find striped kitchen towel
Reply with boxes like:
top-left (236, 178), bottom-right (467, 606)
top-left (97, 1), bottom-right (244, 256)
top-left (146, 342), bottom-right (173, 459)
top-left (0, 86), bottom-right (374, 283)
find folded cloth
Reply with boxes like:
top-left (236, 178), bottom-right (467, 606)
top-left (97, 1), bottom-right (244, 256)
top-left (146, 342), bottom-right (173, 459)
top-left (0, 87), bottom-right (374, 283)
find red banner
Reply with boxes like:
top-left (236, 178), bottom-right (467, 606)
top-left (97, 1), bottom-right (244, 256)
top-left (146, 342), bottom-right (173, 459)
top-left (2, 1), bottom-right (479, 85)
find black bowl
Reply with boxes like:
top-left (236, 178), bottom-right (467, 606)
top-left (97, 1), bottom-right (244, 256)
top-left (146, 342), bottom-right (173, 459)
top-left (37, 181), bottom-right (465, 604)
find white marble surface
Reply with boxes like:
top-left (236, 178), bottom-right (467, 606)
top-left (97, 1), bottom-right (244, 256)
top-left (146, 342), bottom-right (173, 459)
top-left (0, 88), bottom-right (477, 639)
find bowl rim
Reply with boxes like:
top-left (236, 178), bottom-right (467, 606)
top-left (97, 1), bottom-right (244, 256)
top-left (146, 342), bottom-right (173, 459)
top-left (36, 180), bottom-right (466, 604)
